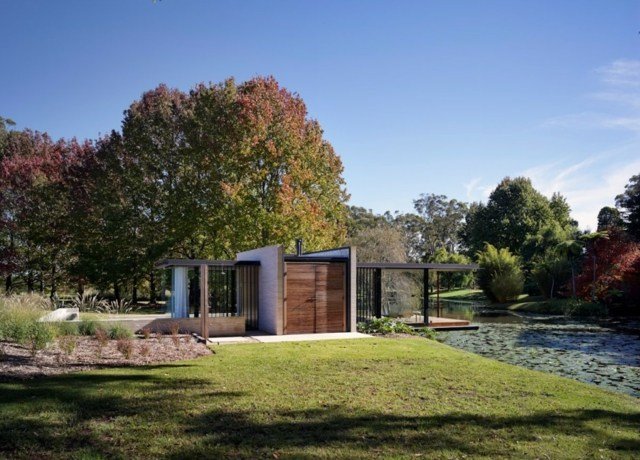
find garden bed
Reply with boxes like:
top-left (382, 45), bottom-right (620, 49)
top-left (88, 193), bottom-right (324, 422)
top-left (0, 335), bottom-right (211, 381)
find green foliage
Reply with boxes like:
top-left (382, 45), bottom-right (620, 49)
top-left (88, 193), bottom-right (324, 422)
top-left (615, 173), bottom-right (640, 240)
top-left (0, 294), bottom-right (52, 344)
top-left (108, 324), bottom-right (133, 340)
top-left (430, 248), bottom-right (474, 289)
top-left (476, 244), bottom-right (524, 303)
top-left (531, 252), bottom-right (571, 299)
top-left (597, 206), bottom-right (623, 231)
top-left (357, 317), bottom-right (416, 335)
top-left (25, 321), bottom-right (55, 356)
top-left (55, 321), bottom-right (79, 336)
top-left (462, 177), bottom-right (576, 262)
top-left (415, 327), bottom-right (437, 340)
top-left (78, 320), bottom-right (102, 336)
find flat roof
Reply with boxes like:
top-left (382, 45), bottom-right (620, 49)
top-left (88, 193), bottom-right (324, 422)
top-left (357, 262), bottom-right (479, 272)
top-left (155, 259), bottom-right (260, 268)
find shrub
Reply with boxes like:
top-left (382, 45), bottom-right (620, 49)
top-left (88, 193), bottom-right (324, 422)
top-left (0, 294), bottom-right (52, 344)
top-left (116, 338), bottom-right (134, 359)
top-left (58, 334), bottom-right (78, 356)
top-left (138, 342), bottom-right (151, 358)
top-left (56, 321), bottom-right (79, 336)
top-left (94, 328), bottom-right (109, 358)
top-left (415, 327), bottom-right (437, 340)
top-left (476, 244), bottom-right (524, 303)
top-left (357, 317), bottom-right (415, 335)
top-left (26, 322), bottom-right (56, 357)
top-left (71, 292), bottom-right (107, 312)
top-left (170, 322), bottom-right (181, 349)
top-left (78, 320), bottom-right (102, 336)
top-left (108, 324), bottom-right (133, 340)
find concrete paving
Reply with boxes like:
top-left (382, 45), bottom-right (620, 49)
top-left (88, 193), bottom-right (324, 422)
top-left (208, 331), bottom-right (371, 345)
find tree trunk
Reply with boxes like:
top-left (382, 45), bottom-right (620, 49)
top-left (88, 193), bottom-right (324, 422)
top-left (132, 285), bottom-right (138, 304)
top-left (550, 277), bottom-right (555, 300)
top-left (149, 271), bottom-right (157, 304)
top-left (114, 282), bottom-right (121, 302)
top-left (5, 274), bottom-right (12, 294)
top-left (50, 265), bottom-right (57, 300)
top-left (27, 272), bottom-right (34, 293)
top-left (77, 278), bottom-right (85, 297)
top-left (571, 262), bottom-right (576, 298)
top-left (39, 274), bottom-right (44, 294)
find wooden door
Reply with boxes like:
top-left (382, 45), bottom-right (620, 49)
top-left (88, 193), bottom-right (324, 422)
top-left (315, 263), bottom-right (346, 333)
top-left (284, 262), bottom-right (346, 334)
top-left (285, 263), bottom-right (317, 334)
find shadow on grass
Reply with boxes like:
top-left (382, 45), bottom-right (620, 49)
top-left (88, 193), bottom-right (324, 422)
top-left (0, 369), bottom-right (244, 458)
top-left (173, 406), bottom-right (640, 458)
top-left (1, 369), bottom-right (638, 458)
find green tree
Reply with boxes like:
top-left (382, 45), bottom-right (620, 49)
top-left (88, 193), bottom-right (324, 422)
top-left (615, 174), bottom-right (640, 240)
top-left (597, 206), bottom-right (623, 231)
top-left (412, 193), bottom-right (467, 257)
top-left (476, 244), bottom-right (524, 303)
top-left (430, 248), bottom-right (473, 290)
top-left (462, 177), bottom-right (574, 262)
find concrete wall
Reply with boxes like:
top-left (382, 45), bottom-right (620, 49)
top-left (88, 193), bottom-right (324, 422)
top-left (237, 245), bottom-right (283, 335)
top-left (40, 308), bottom-right (79, 322)
top-left (87, 316), bottom-right (245, 337)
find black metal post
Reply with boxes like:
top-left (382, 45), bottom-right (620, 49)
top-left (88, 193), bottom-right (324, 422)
top-left (374, 268), bottom-right (382, 318)
top-left (423, 268), bottom-right (429, 325)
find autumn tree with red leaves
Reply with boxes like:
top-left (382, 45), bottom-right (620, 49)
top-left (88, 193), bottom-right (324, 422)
top-left (575, 228), bottom-right (640, 307)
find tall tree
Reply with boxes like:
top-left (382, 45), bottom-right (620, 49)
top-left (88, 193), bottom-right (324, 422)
top-left (597, 206), bottom-right (623, 231)
top-left (188, 77), bottom-right (348, 254)
top-left (412, 193), bottom-right (467, 257)
top-left (461, 177), bottom-right (573, 262)
top-left (615, 173), bottom-right (640, 240)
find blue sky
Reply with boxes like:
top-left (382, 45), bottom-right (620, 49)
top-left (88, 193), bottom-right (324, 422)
top-left (1, 0), bottom-right (639, 229)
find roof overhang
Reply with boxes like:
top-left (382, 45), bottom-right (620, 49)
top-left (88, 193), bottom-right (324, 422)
top-left (155, 259), bottom-right (260, 269)
top-left (357, 262), bottom-right (479, 272)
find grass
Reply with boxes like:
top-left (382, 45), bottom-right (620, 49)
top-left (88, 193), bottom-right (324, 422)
top-left (0, 338), bottom-right (638, 458)
top-left (429, 288), bottom-right (487, 301)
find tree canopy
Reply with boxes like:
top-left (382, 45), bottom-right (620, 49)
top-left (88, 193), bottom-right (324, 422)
top-left (615, 173), bottom-right (640, 240)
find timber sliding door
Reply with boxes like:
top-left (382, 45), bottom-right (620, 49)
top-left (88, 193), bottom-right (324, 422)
top-left (284, 262), bottom-right (346, 334)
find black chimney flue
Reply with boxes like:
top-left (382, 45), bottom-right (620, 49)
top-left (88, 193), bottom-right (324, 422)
top-left (295, 238), bottom-right (303, 256)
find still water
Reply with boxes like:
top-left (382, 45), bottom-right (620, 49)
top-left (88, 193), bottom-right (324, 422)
top-left (436, 299), bottom-right (640, 398)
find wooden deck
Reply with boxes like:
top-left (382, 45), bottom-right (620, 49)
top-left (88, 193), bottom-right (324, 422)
top-left (402, 315), bottom-right (479, 331)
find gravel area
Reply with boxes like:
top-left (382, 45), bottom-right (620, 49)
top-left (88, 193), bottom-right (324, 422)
top-left (0, 335), bottom-right (212, 380)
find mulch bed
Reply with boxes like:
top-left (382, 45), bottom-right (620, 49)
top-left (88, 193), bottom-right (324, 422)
top-left (0, 335), bottom-right (212, 381)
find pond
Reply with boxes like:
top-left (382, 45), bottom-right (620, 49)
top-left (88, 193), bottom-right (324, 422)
top-left (436, 299), bottom-right (640, 398)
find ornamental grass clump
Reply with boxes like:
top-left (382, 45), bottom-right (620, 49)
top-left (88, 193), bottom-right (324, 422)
top-left (108, 324), bottom-right (133, 340)
top-left (116, 338), bottom-right (134, 359)
top-left (94, 328), bottom-right (109, 358)
top-left (0, 294), bottom-right (56, 356)
top-left (170, 322), bottom-right (181, 349)
top-left (58, 334), bottom-right (78, 358)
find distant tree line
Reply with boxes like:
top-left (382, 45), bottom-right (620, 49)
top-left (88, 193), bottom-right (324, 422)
top-left (347, 175), bottom-right (640, 309)
top-left (0, 77), bottom-right (348, 301)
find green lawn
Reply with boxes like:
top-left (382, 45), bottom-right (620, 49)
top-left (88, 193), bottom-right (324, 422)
top-left (1, 338), bottom-right (638, 458)
top-left (429, 288), bottom-right (487, 301)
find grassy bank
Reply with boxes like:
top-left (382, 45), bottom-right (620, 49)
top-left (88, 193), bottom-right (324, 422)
top-left (1, 338), bottom-right (638, 458)
top-left (428, 288), bottom-right (486, 301)
top-left (429, 289), bottom-right (606, 317)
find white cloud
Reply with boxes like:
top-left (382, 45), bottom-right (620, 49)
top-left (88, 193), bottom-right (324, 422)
top-left (595, 59), bottom-right (640, 87)
top-left (542, 59), bottom-right (640, 133)
top-left (522, 148), bottom-right (640, 230)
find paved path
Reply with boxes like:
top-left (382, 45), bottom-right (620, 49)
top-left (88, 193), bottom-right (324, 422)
top-left (208, 332), bottom-right (371, 345)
